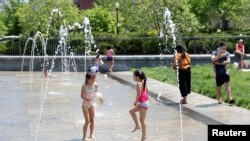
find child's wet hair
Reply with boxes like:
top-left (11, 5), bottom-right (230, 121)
top-left (134, 69), bottom-right (147, 90)
top-left (107, 45), bottom-right (112, 50)
top-left (85, 72), bottom-right (96, 84)
top-left (176, 45), bottom-right (186, 58)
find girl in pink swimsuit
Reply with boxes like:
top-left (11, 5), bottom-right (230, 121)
top-left (81, 72), bottom-right (98, 141)
top-left (129, 69), bottom-right (149, 141)
top-left (105, 46), bottom-right (115, 72)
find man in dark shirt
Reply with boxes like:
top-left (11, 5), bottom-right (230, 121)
top-left (211, 42), bottom-right (235, 105)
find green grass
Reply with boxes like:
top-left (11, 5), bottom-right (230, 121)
top-left (138, 64), bottom-right (250, 110)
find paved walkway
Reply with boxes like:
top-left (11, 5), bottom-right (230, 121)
top-left (0, 71), bottom-right (249, 141)
top-left (110, 71), bottom-right (250, 125)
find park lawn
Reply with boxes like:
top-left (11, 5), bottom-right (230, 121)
top-left (140, 64), bottom-right (250, 110)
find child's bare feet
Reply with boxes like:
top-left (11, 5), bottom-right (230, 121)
top-left (89, 135), bottom-right (95, 140)
top-left (82, 137), bottom-right (89, 141)
top-left (131, 126), bottom-right (140, 132)
top-left (141, 136), bottom-right (147, 141)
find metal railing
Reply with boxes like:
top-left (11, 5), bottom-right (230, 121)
top-left (1, 36), bottom-right (249, 56)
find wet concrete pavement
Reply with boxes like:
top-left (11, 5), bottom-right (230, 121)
top-left (0, 71), bottom-right (249, 141)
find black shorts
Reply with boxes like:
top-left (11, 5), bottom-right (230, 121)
top-left (215, 73), bottom-right (230, 87)
top-left (107, 56), bottom-right (113, 61)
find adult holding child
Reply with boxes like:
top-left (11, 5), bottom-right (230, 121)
top-left (211, 42), bottom-right (235, 105)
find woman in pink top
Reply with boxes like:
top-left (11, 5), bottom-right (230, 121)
top-left (105, 46), bottom-right (115, 72)
top-left (129, 69), bottom-right (149, 141)
top-left (234, 39), bottom-right (248, 68)
top-left (235, 39), bottom-right (245, 57)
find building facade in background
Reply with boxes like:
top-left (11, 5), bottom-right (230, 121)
top-left (1, 0), bottom-right (94, 12)
top-left (74, 0), bottom-right (95, 10)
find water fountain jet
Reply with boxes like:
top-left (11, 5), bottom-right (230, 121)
top-left (162, 7), bottom-right (183, 141)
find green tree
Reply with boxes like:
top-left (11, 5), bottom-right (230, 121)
top-left (227, 0), bottom-right (250, 31)
top-left (161, 0), bottom-right (201, 34)
top-left (95, 0), bottom-right (201, 35)
top-left (83, 5), bottom-right (116, 33)
top-left (0, 0), bottom-right (22, 35)
top-left (14, 0), bottom-right (82, 36)
top-left (190, 0), bottom-right (250, 32)
top-left (0, 13), bottom-right (8, 36)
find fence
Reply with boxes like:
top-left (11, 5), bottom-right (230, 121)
top-left (1, 36), bottom-right (249, 56)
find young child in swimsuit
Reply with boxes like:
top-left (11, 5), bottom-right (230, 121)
top-left (90, 54), bottom-right (104, 73)
top-left (129, 69), bottom-right (149, 141)
top-left (105, 46), bottom-right (115, 72)
top-left (81, 72), bottom-right (98, 141)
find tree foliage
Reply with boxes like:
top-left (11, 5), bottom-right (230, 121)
top-left (14, 0), bottom-right (82, 36)
top-left (0, 13), bottom-right (8, 36)
top-left (83, 5), bottom-right (116, 33)
top-left (190, 0), bottom-right (250, 32)
top-left (96, 0), bottom-right (201, 35)
top-left (0, 0), bottom-right (22, 35)
top-left (1, 0), bottom-right (250, 37)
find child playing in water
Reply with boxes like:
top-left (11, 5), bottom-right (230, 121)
top-left (129, 69), bottom-right (149, 141)
top-left (41, 68), bottom-right (48, 78)
top-left (81, 72), bottom-right (98, 141)
top-left (90, 54), bottom-right (104, 73)
top-left (105, 45), bottom-right (115, 72)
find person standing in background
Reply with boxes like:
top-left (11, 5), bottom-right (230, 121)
top-left (211, 42), bottom-right (235, 105)
top-left (171, 45), bottom-right (191, 104)
top-left (105, 45), bottom-right (115, 72)
top-left (234, 39), bottom-right (248, 68)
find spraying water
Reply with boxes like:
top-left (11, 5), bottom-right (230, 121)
top-left (20, 31), bottom-right (51, 141)
top-left (21, 31), bottom-right (49, 97)
top-left (163, 7), bottom-right (183, 141)
top-left (33, 10), bottom-right (101, 141)
top-left (46, 8), bottom-right (62, 39)
top-left (83, 17), bottom-right (100, 72)
top-left (34, 8), bottom-right (72, 141)
top-left (20, 8), bottom-right (91, 141)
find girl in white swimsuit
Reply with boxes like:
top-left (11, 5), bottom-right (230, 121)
top-left (81, 72), bottom-right (98, 141)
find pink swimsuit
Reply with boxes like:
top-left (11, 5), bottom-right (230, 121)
top-left (106, 50), bottom-right (113, 57)
top-left (138, 89), bottom-right (149, 108)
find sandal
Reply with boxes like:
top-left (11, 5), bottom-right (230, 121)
top-left (229, 99), bottom-right (235, 105)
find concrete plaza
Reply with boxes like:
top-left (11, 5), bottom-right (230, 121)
top-left (0, 71), bottom-right (249, 141)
